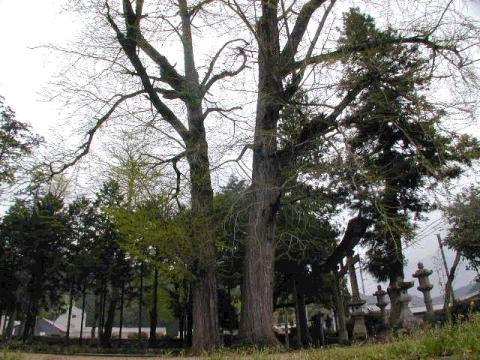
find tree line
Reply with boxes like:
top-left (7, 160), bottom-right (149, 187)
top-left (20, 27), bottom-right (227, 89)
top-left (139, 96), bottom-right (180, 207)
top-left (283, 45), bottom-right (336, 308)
top-left (1, 0), bottom-right (480, 353)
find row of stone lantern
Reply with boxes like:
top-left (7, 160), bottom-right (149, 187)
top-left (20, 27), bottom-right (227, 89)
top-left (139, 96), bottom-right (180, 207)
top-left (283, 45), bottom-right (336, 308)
top-left (340, 255), bottom-right (435, 340)
top-left (372, 262), bottom-right (435, 329)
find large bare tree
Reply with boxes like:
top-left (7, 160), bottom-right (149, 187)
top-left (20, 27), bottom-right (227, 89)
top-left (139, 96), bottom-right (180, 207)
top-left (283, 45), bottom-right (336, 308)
top-left (225, 0), bottom-right (480, 345)
top-left (51, 0), bottom-right (246, 351)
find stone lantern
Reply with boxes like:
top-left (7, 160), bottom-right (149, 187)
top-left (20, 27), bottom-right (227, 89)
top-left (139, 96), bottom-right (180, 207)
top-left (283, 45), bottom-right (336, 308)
top-left (413, 262), bottom-right (434, 319)
top-left (344, 254), bottom-right (367, 340)
top-left (373, 285), bottom-right (389, 326)
top-left (392, 277), bottom-right (422, 330)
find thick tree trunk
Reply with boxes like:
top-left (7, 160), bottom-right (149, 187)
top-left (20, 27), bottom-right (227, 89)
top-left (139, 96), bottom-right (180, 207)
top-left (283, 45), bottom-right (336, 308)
top-left (239, 2), bottom-right (283, 346)
top-left (284, 309), bottom-right (289, 348)
top-left (22, 297), bottom-right (38, 341)
top-left (1, 310), bottom-right (7, 338)
top-left (0, 306), bottom-right (4, 336)
top-left (387, 238), bottom-right (405, 328)
top-left (187, 113), bottom-right (221, 352)
top-left (239, 153), bottom-right (281, 346)
top-left (112, 1), bottom-right (220, 351)
top-left (293, 280), bottom-right (311, 347)
top-left (179, 313), bottom-right (184, 344)
top-left (149, 267), bottom-right (159, 347)
top-left (91, 293), bottom-right (100, 339)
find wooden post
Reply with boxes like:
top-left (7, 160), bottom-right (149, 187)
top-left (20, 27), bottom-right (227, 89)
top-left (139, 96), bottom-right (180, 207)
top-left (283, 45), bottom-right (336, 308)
top-left (437, 234), bottom-right (455, 303)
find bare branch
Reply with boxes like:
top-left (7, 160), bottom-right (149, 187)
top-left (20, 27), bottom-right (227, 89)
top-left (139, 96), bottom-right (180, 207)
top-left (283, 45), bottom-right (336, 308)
top-left (106, 2), bottom-right (190, 140)
top-left (277, 0), bottom-right (299, 22)
top-left (203, 105), bottom-right (242, 120)
top-left (284, 35), bottom-right (465, 75)
top-left (146, 151), bottom-right (187, 168)
top-left (189, 0), bottom-right (215, 17)
top-left (278, 78), bottom-right (369, 164)
top-left (119, 0), bottom-right (187, 92)
top-left (211, 144), bottom-right (254, 171)
top-left (172, 158), bottom-right (184, 210)
top-left (50, 89), bottom-right (148, 175)
top-left (202, 46), bottom-right (248, 95)
top-left (426, 0), bottom-right (454, 37)
top-left (283, 0), bottom-right (337, 98)
top-left (280, 0), bottom-right (328, 65)
top-left (226, 0), bottom-right (259, 41)
top-left (321, 216), bottom-right (370, 272)
top-left (201, 38), bottom-right (247, 88)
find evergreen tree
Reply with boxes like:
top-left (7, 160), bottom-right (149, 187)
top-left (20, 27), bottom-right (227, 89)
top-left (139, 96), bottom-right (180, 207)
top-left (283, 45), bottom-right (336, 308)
top-left (337, 9), bottom-right (480, 324)
top-left (0, 193), bottom-right (69, 339)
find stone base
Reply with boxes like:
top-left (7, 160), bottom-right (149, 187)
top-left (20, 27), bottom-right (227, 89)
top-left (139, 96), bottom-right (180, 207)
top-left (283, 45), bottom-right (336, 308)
top-left (398, 303), bottom-right (423, 330)
top-left (422, 311), bottom-right (436, 324)
top-left (351, 310), bottom-right (368, 340)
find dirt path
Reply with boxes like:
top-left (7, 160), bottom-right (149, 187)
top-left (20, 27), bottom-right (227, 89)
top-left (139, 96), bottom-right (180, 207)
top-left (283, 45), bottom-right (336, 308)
top-left (8, 354), bottom-right (200, 360)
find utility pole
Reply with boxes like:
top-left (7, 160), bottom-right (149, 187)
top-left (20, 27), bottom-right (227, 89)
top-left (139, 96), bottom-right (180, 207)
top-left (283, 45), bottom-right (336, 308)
top-left (437, 234), bottom-right (455, 302)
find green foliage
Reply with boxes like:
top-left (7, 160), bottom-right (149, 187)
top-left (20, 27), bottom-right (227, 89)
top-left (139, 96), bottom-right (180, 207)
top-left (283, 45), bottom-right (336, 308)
top-left (85, 180), bottom-right (133, 290)
top-left (213, 177), bottom-right (249, 289)
top-left (4, 311), bottom-right (480, 359)
top-left (0, 192), bottom-right (70, 338)
top-left (0, 96), bottom-right (41, 188)
top-left (112, 195), bottom-right (191, 274)
top-left (203, 313), bottom-right (480, 359)
top-left (444, 186), bottom-right (480, 272)
top-left (0, 352), bottom-right (22, 360)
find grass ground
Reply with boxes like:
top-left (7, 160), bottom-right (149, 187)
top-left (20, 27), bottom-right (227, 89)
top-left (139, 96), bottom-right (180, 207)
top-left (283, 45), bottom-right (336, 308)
top-left (3, 313), bottom-right (480, 360)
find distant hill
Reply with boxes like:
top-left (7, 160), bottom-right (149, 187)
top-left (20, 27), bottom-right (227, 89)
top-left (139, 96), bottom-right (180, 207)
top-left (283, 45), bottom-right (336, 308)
top-left (361, 281), bottom-right (479, 308)
top-left (362, 292), bottom-right (424, 307)
top-left (431, 281), bottom-right (480, 305)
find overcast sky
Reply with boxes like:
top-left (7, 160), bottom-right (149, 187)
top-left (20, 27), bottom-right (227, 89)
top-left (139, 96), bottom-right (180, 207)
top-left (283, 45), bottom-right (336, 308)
top-left (0, 0), bottom-right (479, 299)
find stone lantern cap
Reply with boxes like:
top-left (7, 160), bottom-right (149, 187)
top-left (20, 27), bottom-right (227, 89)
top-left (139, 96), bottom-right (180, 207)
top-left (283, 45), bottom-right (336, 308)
top-left (373, 284), bottom-right (387, 297)
top-left (387, 277), bottom-right (413, 292)
top-left (398, 280), bottom-right (414, 291)
top-left (413, 262), bottom-right (433, 291)
top-left (349, 298), bottom-right (366, 307)
top-left (413, 262), bottom-right (433, 278)
top-left (373, 285), bottom-right (388, 306)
